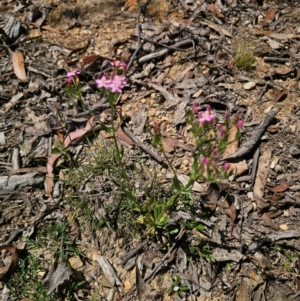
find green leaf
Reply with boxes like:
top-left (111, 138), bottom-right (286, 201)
top-left (166, 195), bottom-right (178, 208)
top-left (172, 175), bottom-right (182, 191)
top-left (190, 159), bottom-right (199, 180)
top-left (51, 147), bottom-right (63, 154)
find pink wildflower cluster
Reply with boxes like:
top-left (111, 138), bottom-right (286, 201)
top-left (95, 61), bottom-right (127, 94)
top-left (66, 70), bottom-right (80, 85)
top-left (193, 104), bottom-right (216, 125)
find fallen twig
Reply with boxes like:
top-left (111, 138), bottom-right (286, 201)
top-left (122, 126), bottom-right (165, 164)
top-left (223, 110), bottom-right (278, 160)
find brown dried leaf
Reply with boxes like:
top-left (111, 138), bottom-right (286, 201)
top-left (267, 125), bottom-right (278, 133)
top-left (12, 52), bottom-right (28, 82)
top-left (265, 182), bottom-right (289, 193)
top-left (253, 193), bottom-right (270, 211)
top-left (223, 126), bottom-right (239, 158)
top-left (271, 88), bottom-right (287, 103)
top-left (265, 194), bottom-right (284, 203)
top-left (207, 4), bottom-right (224, 18)
top-left (136, 262), bottom-right (156, 301)
top-left (61, 207), bottom-right (79, 242)
top-left (261, 213), bottom-right (279, 230)
top-left (117, 128), bottom-right (135, 145)
top-left (203, 183), bottom-right (220, 211)
top-left (262, 8), bottom-right (276, 27)
top-left (162, 137), bottom-right (194, 153)
top-left (40, 25), bottom-right (63, 34)
top-left (0, 245), bottom-right (19, 281)
top-left (228, 160), bottom-right (248, 176)
top-left (254, 30), bottom-right (300, 40)
top-left (222, 200), bottom-right (236, 236)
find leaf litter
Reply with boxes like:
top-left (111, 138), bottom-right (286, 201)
top-left (1, 0), bottom-right (300, 300)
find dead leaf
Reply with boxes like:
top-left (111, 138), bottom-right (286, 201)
top-left (0, 245), bottom-right (19, 281)
top-left (254, 148), bottom-right (272, 198)
top-left (162, 137), bottom-right (175, 153)
top-left (222, 199), bottom-right (236, 236)
top-left (253, 193), bottom-right (270, 211)
top-left (117, 128), bottom-right (135, 145)
top-left (228, 160), bottom-right (248, 176)
top-left (136, 262), bottom-right (157, 301)
top-left (261, 213), bottom-right (279, 230)
top-left (12, 52), bottom-right (28, 82)
top-left (212, 247), bottom-right (244, 262)
top-left (96, 256), bottom-right (122, 286)
top-left (162, 137), bottom-right (194, 153)
top-left (123, 0), bottom-right (137, 10)
top-left (207, 4), bottom-right (224, 18)
top-left (200, 20), bottom-right (233, 37)
top-left (254, 30), bottom-right (300, 40)
top-left (267, 125), bottom-right (278, 133)
top-left (265, 194), bottom-right (284, 203)
top-left (262, 8), bottom-right (276, 27)
top-left (61, 207), bottom-right (79, 242)
top-left (271, 88), bottom-right (287, 103)
top-left (223, 126), bottom-right (239, 158)
top-left (40, 25), bottom-right (63, 34)
top-left (203, 183), bottom-right (220, 211)
top-left (43, 264), bottom-right (73, 294)
top-left (265, 182), bottom-right (289, 193)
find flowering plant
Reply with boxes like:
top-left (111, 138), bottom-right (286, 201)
top-left (149, 104), bottom-right (243, 209)
top-left (187, 104), bottom-right (243, 184)
top-left (65, 69), bottom-right (82, 100)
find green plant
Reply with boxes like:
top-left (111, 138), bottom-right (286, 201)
top-left (8, 253), bottom-right (53, 301)
top-left (233, 38), bottom-right (256, 70)
top-left (188, 244), bottom-right (216, 262)
top-left (64, 63), bottom-right (243, 240)
top-left (166, 274), bottom-right (189, 296)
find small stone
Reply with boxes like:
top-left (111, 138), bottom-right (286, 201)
top-left (279, 224), bottom-right (288, 230)
top-left (182, 159), bottom-right (189, 166)
top-left (243, 82), bottom-right (256, 90)
top-left (140, 98), bottom-right (147, 104)
top-left (69, 256), bottom-right (83, 269)
top-left (148, 108), bottom-right (156, 117)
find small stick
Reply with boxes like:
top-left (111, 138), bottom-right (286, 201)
top-left (120, 241), bottom-right (148, 266)
top-left (122, 126), bottom-right (165, 164)
top-left (223, 110), bottom-right (277, 160)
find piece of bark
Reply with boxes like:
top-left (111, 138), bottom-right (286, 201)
top-left (0, 173), bottom-right (44, 198)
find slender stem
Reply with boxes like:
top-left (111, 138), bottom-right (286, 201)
top-left (110, 102), bottom-right (130, 184)
top-left (161, 146), bottom-right (177, 177)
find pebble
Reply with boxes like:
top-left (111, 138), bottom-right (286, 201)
top-left (243, 82), bottom-right (256, 90)
top-left (69, 256), bottom-right (84, 269)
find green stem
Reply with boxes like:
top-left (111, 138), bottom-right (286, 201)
top-left (110, 103), bottom-right (130, 184)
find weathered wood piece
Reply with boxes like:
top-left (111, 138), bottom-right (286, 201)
top-left (0, 172), bottom-right (44, 198)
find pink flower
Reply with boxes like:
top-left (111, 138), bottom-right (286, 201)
top-left (224, 162), bottom-right (230, 171)
top-left (202, 157), bottom-right (209, 166)
top-left (107, 74), bottom-right (126, 93)
top-left (211, 148), bottom-right (217, 156)
top-left (198, 106), bottom-right (215, 125)
top-left (66, 70), bottom-right (80, 84)
top-left (96, 75), bottom-right (111, 89)
top-left (110, 61), bottom-right (127, 70)
top-left (192, 103), bottom-right (198, 114)
top-left (236, 119), bottom-right (243, 129)
top-left (224, 112), bottom-right (230, 120)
